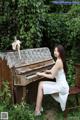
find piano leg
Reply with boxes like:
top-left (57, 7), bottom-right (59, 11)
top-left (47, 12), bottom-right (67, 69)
top-left (22, 86), bottom-right (27, 101)
top-left (14, 86), bottom-right (27, 103)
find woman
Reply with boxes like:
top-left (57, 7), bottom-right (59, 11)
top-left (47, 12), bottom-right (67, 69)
top-left (35, 45), bottom-right (69, 116)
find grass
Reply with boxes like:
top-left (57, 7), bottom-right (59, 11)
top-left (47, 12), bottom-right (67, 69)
top-left (0, 94), bottom-right (80, 120)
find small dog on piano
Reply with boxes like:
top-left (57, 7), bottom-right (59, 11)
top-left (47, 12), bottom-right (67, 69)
top-left (35, 45), bottom-right (69, 116)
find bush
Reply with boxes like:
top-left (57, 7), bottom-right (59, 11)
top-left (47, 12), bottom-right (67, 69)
top-left (0, 0), bottom-right (47, 50)
top-left (0, 80), bottom-right (34, 120)
top-left (0, 80), bottom-right (11, 106)
top-left (0, 1), bottom-right (80, 61)
top-left (9, 102), bottom-right (34, 120)
top-left (67, 59), bottom-right (75, 86)
top-left (41, 14), bottom-right (69, 49)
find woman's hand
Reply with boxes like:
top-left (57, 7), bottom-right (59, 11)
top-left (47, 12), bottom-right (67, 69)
top-left (36, 72), bottom-right (45, 76)
top-left (36, 71), bottom-right (53, 79)
top-left (45, 70), bottom-right (51, 73)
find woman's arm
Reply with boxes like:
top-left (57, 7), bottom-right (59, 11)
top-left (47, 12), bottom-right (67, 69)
top-left (36, 59), bottom-right (61, 79)
top-left (45, 69), bottom-right (51, 73)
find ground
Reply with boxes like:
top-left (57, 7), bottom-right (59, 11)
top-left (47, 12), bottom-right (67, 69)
top-left (35, 95), bottom-right (80, 120)
top-left (45, 109), bottom-right (57, 120)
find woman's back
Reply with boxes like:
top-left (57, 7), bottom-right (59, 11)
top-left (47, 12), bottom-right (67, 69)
top-left (55, 68), bottom-right (69, 86)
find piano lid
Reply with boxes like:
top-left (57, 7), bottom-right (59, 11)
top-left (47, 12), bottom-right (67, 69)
top-left (0, 47), bottom-right (55, 68)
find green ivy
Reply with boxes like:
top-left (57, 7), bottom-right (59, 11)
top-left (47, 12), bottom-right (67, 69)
top-left (9, 102), bottom-right (34, 120)
top-left (67, 59), bottom-right (75, 86)
top-left (0, 80), bottom-right (11, 105)
top-left (0, 80), bottom-right (34, 120)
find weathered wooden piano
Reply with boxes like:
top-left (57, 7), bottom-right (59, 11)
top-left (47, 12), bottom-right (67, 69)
top-left (0, 47), bottom-right (55, 103)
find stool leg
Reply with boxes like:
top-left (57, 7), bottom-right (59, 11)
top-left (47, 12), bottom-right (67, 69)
top-left (64, 109), bottom-right (68, 120)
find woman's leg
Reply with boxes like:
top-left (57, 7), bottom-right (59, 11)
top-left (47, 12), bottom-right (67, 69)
top-left (35, 81), bottom-right (44, 113)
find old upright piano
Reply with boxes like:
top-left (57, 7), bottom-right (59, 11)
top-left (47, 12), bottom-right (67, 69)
top-left (0, 47), bottom-right (55, 103)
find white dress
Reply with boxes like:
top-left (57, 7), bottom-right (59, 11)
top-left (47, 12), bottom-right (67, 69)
top-left (42, 69), bottom-right (69, 111)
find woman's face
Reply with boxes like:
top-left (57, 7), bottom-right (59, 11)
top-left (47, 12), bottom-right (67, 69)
top-left (54, 47), bottom-right (60, 58)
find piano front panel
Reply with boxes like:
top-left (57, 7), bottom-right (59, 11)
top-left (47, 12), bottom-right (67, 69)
top-left (14, 61), bottom-right (54, 86)
top-left (15, 59), bottom-right (54, 74)
top-left (14, 74), bottom-right (44, 86)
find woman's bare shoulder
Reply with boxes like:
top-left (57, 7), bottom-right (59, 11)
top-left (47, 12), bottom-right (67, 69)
top-left (56, 59), bottom-right (63, 68)
top-left (56, 58), bottom-right (62, 63)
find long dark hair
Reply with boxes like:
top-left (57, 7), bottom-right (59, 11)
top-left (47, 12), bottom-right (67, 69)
top-left (55, 45), bottom-right (67, 74)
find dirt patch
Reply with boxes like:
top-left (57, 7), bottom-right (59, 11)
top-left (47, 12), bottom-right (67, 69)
top-left (45, 109), bottom-right (57, 120)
